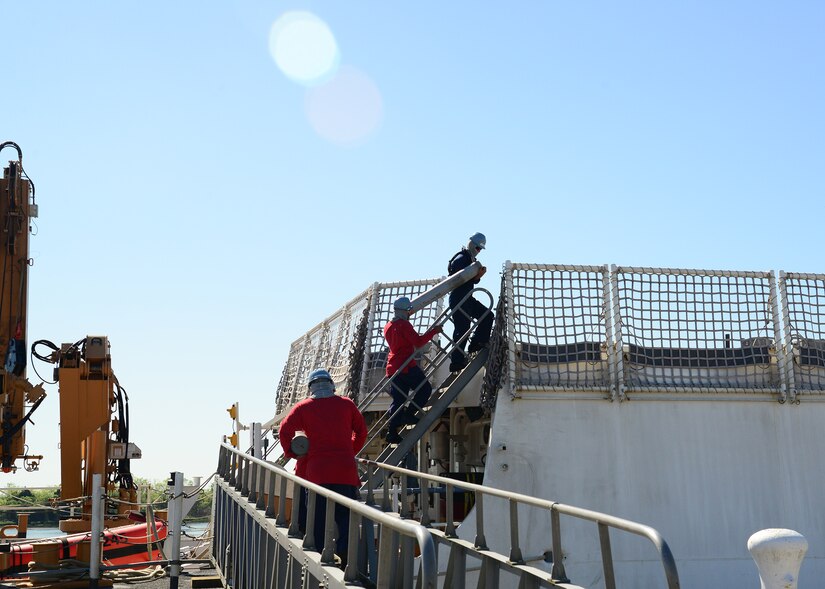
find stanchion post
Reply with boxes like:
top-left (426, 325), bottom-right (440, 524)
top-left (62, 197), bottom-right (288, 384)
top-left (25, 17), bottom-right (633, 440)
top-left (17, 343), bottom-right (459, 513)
top-left (89, 473), bottom-right (103, 589)
top-left (168, 472), bottom-right (184, 589)
top-left (251, 422), bottom-right (262, 457)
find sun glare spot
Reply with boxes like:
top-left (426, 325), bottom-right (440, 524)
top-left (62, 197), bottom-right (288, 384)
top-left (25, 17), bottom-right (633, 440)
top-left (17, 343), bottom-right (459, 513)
top-left (269, 11), bottom-right (339, 85)
top-left (304, 66), bottom-right (384, 146)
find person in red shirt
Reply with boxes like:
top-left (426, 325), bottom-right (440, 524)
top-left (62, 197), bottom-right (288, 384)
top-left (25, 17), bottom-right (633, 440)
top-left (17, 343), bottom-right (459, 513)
top-left (279, 368), bottom-right (367, 560)
top-left (383, 296), bottom-right (443, 443)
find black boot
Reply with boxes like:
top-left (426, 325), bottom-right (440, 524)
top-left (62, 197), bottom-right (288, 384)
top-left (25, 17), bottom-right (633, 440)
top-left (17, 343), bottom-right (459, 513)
top-left (385, 428), bottom-right (402, 444)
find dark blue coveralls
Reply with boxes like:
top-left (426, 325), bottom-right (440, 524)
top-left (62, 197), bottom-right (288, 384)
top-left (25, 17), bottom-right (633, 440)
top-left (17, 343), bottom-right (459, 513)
top-left (447, 248), bottom-right (494, 367)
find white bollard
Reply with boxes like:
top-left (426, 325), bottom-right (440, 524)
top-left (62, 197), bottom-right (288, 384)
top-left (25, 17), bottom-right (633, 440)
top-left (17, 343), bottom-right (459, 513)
top-left (748, 528), bottom-right (808, 589)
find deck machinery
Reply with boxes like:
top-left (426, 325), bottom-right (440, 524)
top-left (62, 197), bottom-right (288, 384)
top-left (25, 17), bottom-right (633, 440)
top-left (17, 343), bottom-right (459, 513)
top-left (0, 141), bottom-right (44, 474)
top-left (1, 143), bottom-right (142, 533)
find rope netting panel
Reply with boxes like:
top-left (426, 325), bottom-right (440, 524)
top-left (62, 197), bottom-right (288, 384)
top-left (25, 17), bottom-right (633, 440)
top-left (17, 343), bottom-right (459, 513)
top-left (358, 279), bottom-right (443, 398)
top-left (274, 287), bottom-right (372, 414)
top-left (509, 264), bottom-right (611, 391)
top-left (780, 272), bottom-right (825, 394)
top-left (274, 279), bottom-right (442, 415)
top-left (481, 274), bottom-right (508, 408)
top-left (616, 267), bottom-right (780, 393)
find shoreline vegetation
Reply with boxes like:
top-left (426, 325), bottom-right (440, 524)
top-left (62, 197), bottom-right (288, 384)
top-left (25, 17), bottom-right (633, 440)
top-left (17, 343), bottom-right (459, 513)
top-left (0, 479), bottom-right (213, 526)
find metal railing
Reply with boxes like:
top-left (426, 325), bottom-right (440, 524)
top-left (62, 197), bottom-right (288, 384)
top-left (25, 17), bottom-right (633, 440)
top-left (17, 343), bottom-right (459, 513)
top-left (360, 458), bottom-right (681, 589)
top-left (215, 444), bottom-right (437, 588)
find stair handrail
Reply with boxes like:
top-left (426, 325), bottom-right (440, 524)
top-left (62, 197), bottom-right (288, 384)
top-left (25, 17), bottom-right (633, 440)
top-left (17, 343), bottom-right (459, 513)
top-left (359, 457), bottom-right (681, 589)
top-left (217, 444), bottom-right (438, 588)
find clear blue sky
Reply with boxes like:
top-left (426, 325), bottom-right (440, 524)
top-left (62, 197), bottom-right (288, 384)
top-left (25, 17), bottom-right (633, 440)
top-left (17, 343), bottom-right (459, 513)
top-left (3, 1), bottom-right (823, 486)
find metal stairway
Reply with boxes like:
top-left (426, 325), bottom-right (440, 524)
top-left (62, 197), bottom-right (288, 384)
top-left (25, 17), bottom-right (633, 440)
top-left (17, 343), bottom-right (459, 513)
top-left (356, 285), bottom-right (493, 448)
top-left (269, 264), bottom-right (492, 468)
top-left (360, 347), bottom-right (489, 489)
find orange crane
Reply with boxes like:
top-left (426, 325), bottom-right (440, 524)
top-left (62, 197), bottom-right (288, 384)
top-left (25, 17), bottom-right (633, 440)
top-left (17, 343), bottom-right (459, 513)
top-left (31, 335), bottom-right (142, 532)
top-left (2, 142), bottom-right (141, 533)
top-left (0, 141), bottom-right (45, 474)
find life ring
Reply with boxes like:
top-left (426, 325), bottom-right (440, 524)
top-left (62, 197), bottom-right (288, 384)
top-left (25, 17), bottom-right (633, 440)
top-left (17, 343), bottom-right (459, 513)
top-left (0, 524), bottom-right (19, 538)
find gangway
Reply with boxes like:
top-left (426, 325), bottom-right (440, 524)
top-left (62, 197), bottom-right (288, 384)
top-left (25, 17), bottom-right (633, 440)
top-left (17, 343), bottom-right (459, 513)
top-left (214, 444), bottom-right (680, 589)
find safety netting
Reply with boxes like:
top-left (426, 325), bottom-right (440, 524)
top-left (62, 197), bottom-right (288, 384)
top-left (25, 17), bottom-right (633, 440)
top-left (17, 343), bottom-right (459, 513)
top-left (356, 279), bottom-right (443, 402)
top-left (616, 267), bottom-right (780, 393)
top-left (274, 287), bottom-right (372, 415)
top-left (779, 272), bottom-right (825, 395)
top-left (274, 278), bottom-right (442, 415)
top-left (481, 275), bottom-right (508, 409)
top-left (506, 264), bottom-right (611, 392)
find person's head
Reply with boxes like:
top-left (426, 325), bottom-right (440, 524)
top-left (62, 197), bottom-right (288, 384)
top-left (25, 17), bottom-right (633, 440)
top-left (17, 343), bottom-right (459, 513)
top-left (307, 368), bottom-right (335, 398)
top-left (393, 296), bottom-right (414, 320)
top-left (466, 232), bottom-right (486, 260)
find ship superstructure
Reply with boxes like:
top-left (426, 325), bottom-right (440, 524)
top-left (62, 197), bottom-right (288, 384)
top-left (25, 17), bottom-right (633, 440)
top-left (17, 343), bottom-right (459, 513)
top-left (214, 261), bottom-right (825, 588)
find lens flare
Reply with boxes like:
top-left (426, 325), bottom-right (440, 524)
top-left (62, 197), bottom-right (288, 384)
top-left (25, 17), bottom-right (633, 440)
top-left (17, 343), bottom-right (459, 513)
top-left (304, 66), bottom-right (384, 146)
top-left (269, 11), bottom-right (340, 85)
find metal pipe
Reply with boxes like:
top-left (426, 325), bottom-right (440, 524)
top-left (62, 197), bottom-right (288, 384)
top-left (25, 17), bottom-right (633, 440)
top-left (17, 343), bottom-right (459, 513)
top-left (89, 474), bottom-right (103, 589)
top-left (409, 261), bottom-right (482, 313)
top-left (777, 271), bottom-right (796, 402)
top-left (7, 560), bottom-right (214, 579)
top-left (168, 472), bottom-right (184, 589)
top-left (769, 271), bottom-right (788, 403)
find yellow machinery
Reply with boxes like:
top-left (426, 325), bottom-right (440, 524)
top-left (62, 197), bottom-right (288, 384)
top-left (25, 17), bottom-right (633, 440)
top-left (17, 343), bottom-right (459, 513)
top-left (0, 142), bottom-right (45, 474)
top-left (2, 142), bottom-right (140, 532)
top-left (35, 335), bottom-right (141, 532)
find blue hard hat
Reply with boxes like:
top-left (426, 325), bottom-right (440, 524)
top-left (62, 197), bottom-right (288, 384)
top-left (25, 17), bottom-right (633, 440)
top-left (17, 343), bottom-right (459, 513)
top-left (307, 368), bottom-right (334, 388)
top-left (468, 232), bottom-right (486, 250)
top-left (393, 296), bottom-right (413, 312)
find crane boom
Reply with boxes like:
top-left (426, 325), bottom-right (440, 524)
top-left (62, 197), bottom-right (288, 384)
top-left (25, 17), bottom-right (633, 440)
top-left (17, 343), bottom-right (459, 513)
top-left (0, 142), bottom-right (44, 473)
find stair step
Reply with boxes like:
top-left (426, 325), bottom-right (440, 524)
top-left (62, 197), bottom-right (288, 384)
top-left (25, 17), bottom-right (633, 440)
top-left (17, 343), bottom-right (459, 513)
top-left (361, 348), bottom-right (489, 490)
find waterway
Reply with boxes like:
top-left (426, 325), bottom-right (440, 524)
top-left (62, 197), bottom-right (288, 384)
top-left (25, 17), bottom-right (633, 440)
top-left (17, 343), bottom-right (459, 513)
top-left (23, 521), bottom-right (210, 539)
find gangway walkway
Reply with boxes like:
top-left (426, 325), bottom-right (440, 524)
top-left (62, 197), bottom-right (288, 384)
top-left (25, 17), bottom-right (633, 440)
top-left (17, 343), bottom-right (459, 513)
top-left (214, 444), bottom-right (680, 589)
top-left (214, 444), bottom-right (437, 588)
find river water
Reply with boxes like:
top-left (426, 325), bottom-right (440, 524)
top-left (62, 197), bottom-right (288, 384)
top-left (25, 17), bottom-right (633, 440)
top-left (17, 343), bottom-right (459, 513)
top-left (23, 521), bottom-right (210, 539)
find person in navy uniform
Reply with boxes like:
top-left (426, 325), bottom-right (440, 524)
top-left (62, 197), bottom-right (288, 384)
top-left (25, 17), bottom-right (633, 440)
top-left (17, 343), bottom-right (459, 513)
top-left (447, 232), bottom-right (494, 372)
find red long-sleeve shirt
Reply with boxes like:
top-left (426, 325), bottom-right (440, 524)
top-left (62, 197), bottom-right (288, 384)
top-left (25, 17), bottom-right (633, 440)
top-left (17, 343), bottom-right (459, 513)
top-left (384, 319), bottom-right (438, 376)
top-left (279, 395), bottom-right (367, 486)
